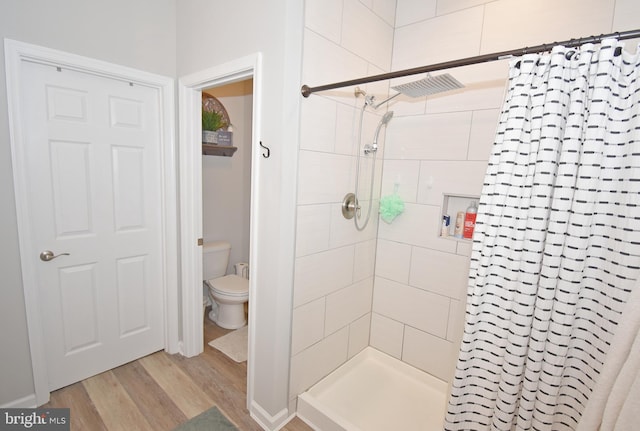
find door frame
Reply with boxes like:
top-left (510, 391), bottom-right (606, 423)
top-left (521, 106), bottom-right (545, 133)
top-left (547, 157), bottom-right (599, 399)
top-left (4, 39), bottom-right (178, 406)
top-left (177, 53), bottom-right (261, 407)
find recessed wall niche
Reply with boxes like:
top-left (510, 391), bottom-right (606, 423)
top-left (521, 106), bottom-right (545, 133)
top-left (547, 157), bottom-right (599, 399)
top-left (441, 193), bottom-right (480, 240)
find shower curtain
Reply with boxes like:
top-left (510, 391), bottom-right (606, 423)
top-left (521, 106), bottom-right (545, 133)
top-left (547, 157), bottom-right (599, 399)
top-left (445, 39), bottom-right (640, 431)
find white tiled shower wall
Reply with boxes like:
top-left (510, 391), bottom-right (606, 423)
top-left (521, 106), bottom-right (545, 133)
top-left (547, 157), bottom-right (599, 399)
top-left (291, 0), bottom-right (640, 403)
top-left (290, 0), bottom-right (395, 398)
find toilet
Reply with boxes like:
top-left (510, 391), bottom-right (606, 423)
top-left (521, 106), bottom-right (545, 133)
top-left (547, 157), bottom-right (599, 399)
top-left (203, 241), bottom-right (249, 329)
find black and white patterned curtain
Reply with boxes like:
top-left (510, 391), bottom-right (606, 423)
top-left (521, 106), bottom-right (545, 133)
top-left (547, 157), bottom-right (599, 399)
top-left (445, 39), bottom-right (640, 431)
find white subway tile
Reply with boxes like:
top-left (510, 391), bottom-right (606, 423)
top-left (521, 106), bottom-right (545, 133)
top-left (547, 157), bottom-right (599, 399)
top-left (395, 0), bottom-right (437, 27)
top-left (417, 161), bottom-right (487, 206)
top-left (294, 246), bottom-right (355, 306)
top-left (378, 203), bottom-right (457, 253)
top-left (614, 0), bottom-right (640, 29)
top-left (425, 81), bottom-right (506, 113)
top-left (302, 29), bottom-right (369, 91)
top-left (481, 0), bottom-right (614, 54)
top-left (292, 298), bottom-right (326, 355)
top-left (370, 312), bottom-right (404, 359)
top-left (297, 150), bottom-right (353, 205)
top-left (372, 0), bottom-right (397, 27)
top-left (300, 95), bottom-right (337, 153)
top-left (376, 239), bottom-right (412, 283)
top-left (444, 60), bottom-right (510, 85)
top-left (385, 112), bottom-right (472, 160)
top-left (325, 278), bottom-right (374, 335)
top-left (343, 0), bottom-right (394, 70)
top-left (386, 93), bottom-right (427, 117)
top-left (354, 239), bottom-right (377, 281)
top-left (409, 247), bottom-right (470, 300)
top-left (392, 7), bottom-right (483, 71)
top-left (290, 327), bottom-right (350, 396)
top-left (456, 240), bottom-right (473, 257)
top-left (335, 102), bottom-right (360, 156)
top-left (329, 202), bottom-right (378, 249)
top-left (614, 0), bottom-right (640, 52)
top-left (348, 313), bottom-right (372, 358)
top-left (468, 109), bottom-right (500, 161)
top-left (437, 0), bottom-right (488, 16)
top-left (372, 277), bottom-right (450, 337)
top-left (380, 159), bottom-right (420, 203)
top-left (296, 204), bottom-right (332, 257)
top-left (305, 0), bottom-right (343, 44)
top-left (402, 326), bottom-right (456, 382)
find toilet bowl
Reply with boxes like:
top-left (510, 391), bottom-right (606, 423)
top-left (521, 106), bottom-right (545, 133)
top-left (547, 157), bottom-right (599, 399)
top-left (206, 274), bottom-right (249, 329)
top-left (202, 241), bottom-right (250, 329)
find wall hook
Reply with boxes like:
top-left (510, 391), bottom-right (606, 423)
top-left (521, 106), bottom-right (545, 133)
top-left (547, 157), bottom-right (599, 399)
top-left (259, 141), bottom-right (270, 158)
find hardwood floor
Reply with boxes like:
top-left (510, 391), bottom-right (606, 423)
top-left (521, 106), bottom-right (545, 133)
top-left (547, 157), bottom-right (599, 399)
top-left (45, 312), bottom-right (312, 431)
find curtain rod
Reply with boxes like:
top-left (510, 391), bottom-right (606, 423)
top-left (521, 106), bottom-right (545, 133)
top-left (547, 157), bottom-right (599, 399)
top-left (300, 28), bottom-right (640, 98)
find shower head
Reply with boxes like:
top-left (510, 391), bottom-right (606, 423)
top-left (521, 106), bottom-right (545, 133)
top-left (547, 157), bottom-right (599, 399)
top-left (391, 73), bottom-right (464, 97)
top-left (380, 111), bottom-right (394, 125)
top-left (371, 111), bottom-right (394, 147)
top-left (370, 73), bottom-right (464, 109)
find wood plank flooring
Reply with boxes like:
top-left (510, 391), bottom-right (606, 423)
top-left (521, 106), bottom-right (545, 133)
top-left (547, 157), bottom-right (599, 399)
top-left (44, 312), bottom-right (312, 431)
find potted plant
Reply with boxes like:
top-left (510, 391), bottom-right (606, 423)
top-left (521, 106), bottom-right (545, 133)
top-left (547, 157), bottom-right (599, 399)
top-left (202, 109), bottom-right (228, 144)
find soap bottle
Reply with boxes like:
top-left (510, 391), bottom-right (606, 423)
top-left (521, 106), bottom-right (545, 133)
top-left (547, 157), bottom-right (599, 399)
top-left (441, 214), bottom-right (450, 237)
top-left (463, 201), bottom-right (477, 239)
top-left (454, 211), bottom-right (465, 238)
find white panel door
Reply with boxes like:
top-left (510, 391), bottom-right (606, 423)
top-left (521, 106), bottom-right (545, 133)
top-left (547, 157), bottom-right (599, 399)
top-left (20, 60), bottom-right (164, 391)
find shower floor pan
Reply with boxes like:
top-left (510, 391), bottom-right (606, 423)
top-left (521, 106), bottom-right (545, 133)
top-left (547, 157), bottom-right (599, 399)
top-left (297, 347), bottom-right (448, 431)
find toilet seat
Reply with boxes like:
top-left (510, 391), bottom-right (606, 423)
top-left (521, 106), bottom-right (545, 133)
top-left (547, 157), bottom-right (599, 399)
top-left (207, 274), bottom-right (248, 297)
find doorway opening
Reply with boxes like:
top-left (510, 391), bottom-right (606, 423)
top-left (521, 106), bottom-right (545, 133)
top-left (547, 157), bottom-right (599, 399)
top-left (202, 81), bottom-right (252, 277)
top-left (178, 54), bottom-right (262, 414)
top-left (202, 79), bottom-right (253, 359)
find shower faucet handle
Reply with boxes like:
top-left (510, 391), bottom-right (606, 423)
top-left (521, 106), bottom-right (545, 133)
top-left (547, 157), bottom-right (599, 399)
top-left (342, 193), bottom-right (359, 220)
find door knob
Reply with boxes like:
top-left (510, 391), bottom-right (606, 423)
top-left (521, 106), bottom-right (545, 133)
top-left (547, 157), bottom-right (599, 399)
top-left (40, 250), bottom-right (70, 262)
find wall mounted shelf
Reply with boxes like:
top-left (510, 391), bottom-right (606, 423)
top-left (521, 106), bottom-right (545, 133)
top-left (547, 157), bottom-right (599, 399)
top-left (202, 144), bottom-right (237, 157)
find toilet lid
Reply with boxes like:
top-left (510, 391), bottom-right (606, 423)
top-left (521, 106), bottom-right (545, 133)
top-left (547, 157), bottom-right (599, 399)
top-left (207, 274), bottom-right (249, 296)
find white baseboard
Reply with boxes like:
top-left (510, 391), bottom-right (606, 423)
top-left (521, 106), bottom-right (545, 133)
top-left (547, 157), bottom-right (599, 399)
top-left (1, 393), bottom-right (37, 408)
top-left (250, 401), bottom-right (293, 431)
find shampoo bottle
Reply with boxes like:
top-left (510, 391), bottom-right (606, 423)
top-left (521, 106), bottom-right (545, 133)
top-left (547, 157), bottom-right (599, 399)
top-left (463, 201), bottom-right (478, 239)
top-left (454, 212), bottom-right (465, 238)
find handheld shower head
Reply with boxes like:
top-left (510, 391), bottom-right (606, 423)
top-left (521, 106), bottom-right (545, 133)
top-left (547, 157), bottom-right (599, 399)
top-left (372, 111), bottom-right (394, 147)
top-left (380, 111), bottom-right (394, 125)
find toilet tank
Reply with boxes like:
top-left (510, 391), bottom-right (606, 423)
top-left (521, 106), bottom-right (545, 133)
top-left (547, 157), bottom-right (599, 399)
top-left (203, 241), bottom-right (231, 280)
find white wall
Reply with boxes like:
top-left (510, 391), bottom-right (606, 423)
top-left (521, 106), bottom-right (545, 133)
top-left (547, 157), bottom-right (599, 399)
top-left (177, 0), bottom-right (303, 426)
top-left (292, 0), bottom-right (640, 406)
top-left (0, 0), bottom-right (176, 407)
top-left (203, 81), bottom-right (252, 274)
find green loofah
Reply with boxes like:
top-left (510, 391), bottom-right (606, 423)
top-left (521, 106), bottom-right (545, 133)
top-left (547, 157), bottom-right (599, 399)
top-left (379, 193), bottom-right (405, 224)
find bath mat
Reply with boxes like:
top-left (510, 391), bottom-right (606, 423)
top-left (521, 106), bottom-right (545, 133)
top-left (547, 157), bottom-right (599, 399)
top-left (208, 326), bottom-right (248, 362)
top-left (173, 406), bottom-right (238, 431)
